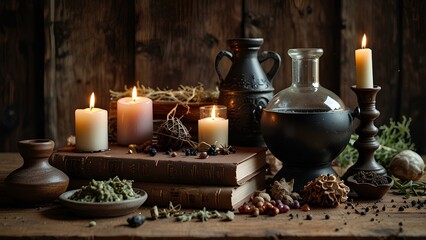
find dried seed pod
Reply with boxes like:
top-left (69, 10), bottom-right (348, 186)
top-left (150, 206), bottom-right (159, 219)
top-left (268, 207), bottom-right (280, 216)
top-left (250, 207), bottom-right (260, 217)
top-left (259, 192), bottom-right (271, 202)
top-left (301, 204), bottom-right (310, 211)
top-left (255, 200), bottom-right (264, 208)
top-left (270, 178), bottom-right (294, 202)
top-left (303, 174), bottom-right (349, 207)
top-left (290, 192), bottom-right (301, 201)
top-left (252, 196), bottom-right (265, 205)
top-left (198, 152), bottom-right (209, 159)
top-left (282, 195), bottom-right (294, 206)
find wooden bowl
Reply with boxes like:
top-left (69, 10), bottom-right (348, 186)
top-left (347, 175), bottom-right (393, 199)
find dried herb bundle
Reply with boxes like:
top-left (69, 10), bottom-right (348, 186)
top-left (110, 82), bottom-right (219, 107)
top-left (336, 116), bottom-right (416, 169)
top-left (156, 104), bottom-right (197, 150)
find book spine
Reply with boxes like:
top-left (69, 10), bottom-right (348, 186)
top-left (50, 153), bottom-right (239, 186)
top-left (135, 182), bottom-right (235, 210)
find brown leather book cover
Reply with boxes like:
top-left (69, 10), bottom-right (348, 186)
top-left (68, 168), bottom-right (266, 210)
top-left (50, 145), bottom-right (267, 186)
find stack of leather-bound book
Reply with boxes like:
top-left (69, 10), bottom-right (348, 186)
top-left (50, 145), bottom-right (267, 210)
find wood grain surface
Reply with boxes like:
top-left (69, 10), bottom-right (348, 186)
top-left (1, 153), bottom-right (426, 239)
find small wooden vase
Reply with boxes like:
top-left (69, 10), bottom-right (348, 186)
top-left (5, 139), bottom-right (69, 206)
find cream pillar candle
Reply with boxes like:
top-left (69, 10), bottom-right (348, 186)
top-left (117, 87), bottom-right (153, 145)
top-left (75, 92), bottom-right (108, 152)
top-left (355, 34), bottom-right (374, 88)
top-left (198, 105), bottom-right (228, 147)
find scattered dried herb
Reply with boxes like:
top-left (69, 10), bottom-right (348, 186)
top-left (176, 207), bottom-right (221, 222)
top-left (393, 179), bottom-right (426, 198)
top-left (222, 211), bottom-right (235, 221)
top-left (157, 202), bottom-right (183, 218)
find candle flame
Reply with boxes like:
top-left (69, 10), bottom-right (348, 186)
top-left (89, 92), bottom-right (95, 110)
top-left (211, 105), bottom-right (216, 120)
top-left (132, 86), bottom-right (137, 101)
top-left (361, 34), bottom-right (367, 49)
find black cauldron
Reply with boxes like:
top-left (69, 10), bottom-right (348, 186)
top-left (261, 109), bottom-right (353, 191)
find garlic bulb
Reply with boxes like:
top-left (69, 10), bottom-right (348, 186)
top-left (389, 150), bottom-right (425, 181)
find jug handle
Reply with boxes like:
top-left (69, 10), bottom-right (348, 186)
top-left (215, 51), bottom-right (233, 83)
top-left (352, 106), bottom-right (361, 119)
top-left (258, 51), bottom-right (281, 82)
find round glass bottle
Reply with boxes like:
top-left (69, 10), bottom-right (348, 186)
top-left (261, 48), bottom-right (353, 191)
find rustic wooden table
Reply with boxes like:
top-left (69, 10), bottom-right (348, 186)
top-left (1, 152), bottom-right (425, 239)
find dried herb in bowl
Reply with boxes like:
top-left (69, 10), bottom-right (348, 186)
top-left (69, 176), bottom-right (140, 202)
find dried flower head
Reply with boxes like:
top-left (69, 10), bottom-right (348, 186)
top-left (303, 174), bottom-right (350, 208)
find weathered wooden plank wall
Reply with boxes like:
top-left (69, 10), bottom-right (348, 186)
top-left (135, 0), bottom-right (241, 90)
top-left (0, 0), bottom-right (44, 150)
top-left (1, 0), bottom-right (425, 154)
top-left (244, 0), bottom-right (341, 95)
top-left (401, 0), bottom-right (426, 153)
top-left (43, 0), bottom-right (135, 147)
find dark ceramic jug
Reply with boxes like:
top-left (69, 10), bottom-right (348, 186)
top-left (215, 38), bottom-right (281, 147)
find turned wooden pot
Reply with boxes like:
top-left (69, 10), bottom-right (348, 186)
top-left (5, 139), bottom-right (69, 206)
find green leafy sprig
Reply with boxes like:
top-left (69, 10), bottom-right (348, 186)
top-left (336, 116), bottom-right (416, 169)
top-left (392, 178), bottom-right (426, 198)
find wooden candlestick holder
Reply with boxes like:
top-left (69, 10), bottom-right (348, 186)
top-left (342, 85), bottom-right (386, 181)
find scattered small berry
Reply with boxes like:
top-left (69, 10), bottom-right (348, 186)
top-left (198, 152), bottom-right (209, 159)
top-left (325, 214), bottom-right (330, 220)
top-left (306, 214), bottom-right (313, 220)
top-left (127, 215), bottom-right (145, 228)
top-left (148, 147), bottom-right (157, 156)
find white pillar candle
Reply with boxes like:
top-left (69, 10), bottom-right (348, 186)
top-left (75, 92), bottom-right (108, 152)
top-left (117, 87), bottom-right (153, 145)
top-left (198, 105), bottom-right (228, 147)
top-left (355, 34), bottom-right (374, 88)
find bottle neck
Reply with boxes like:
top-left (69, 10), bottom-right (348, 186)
top-left (291, 58), bottom-right (320, 88)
